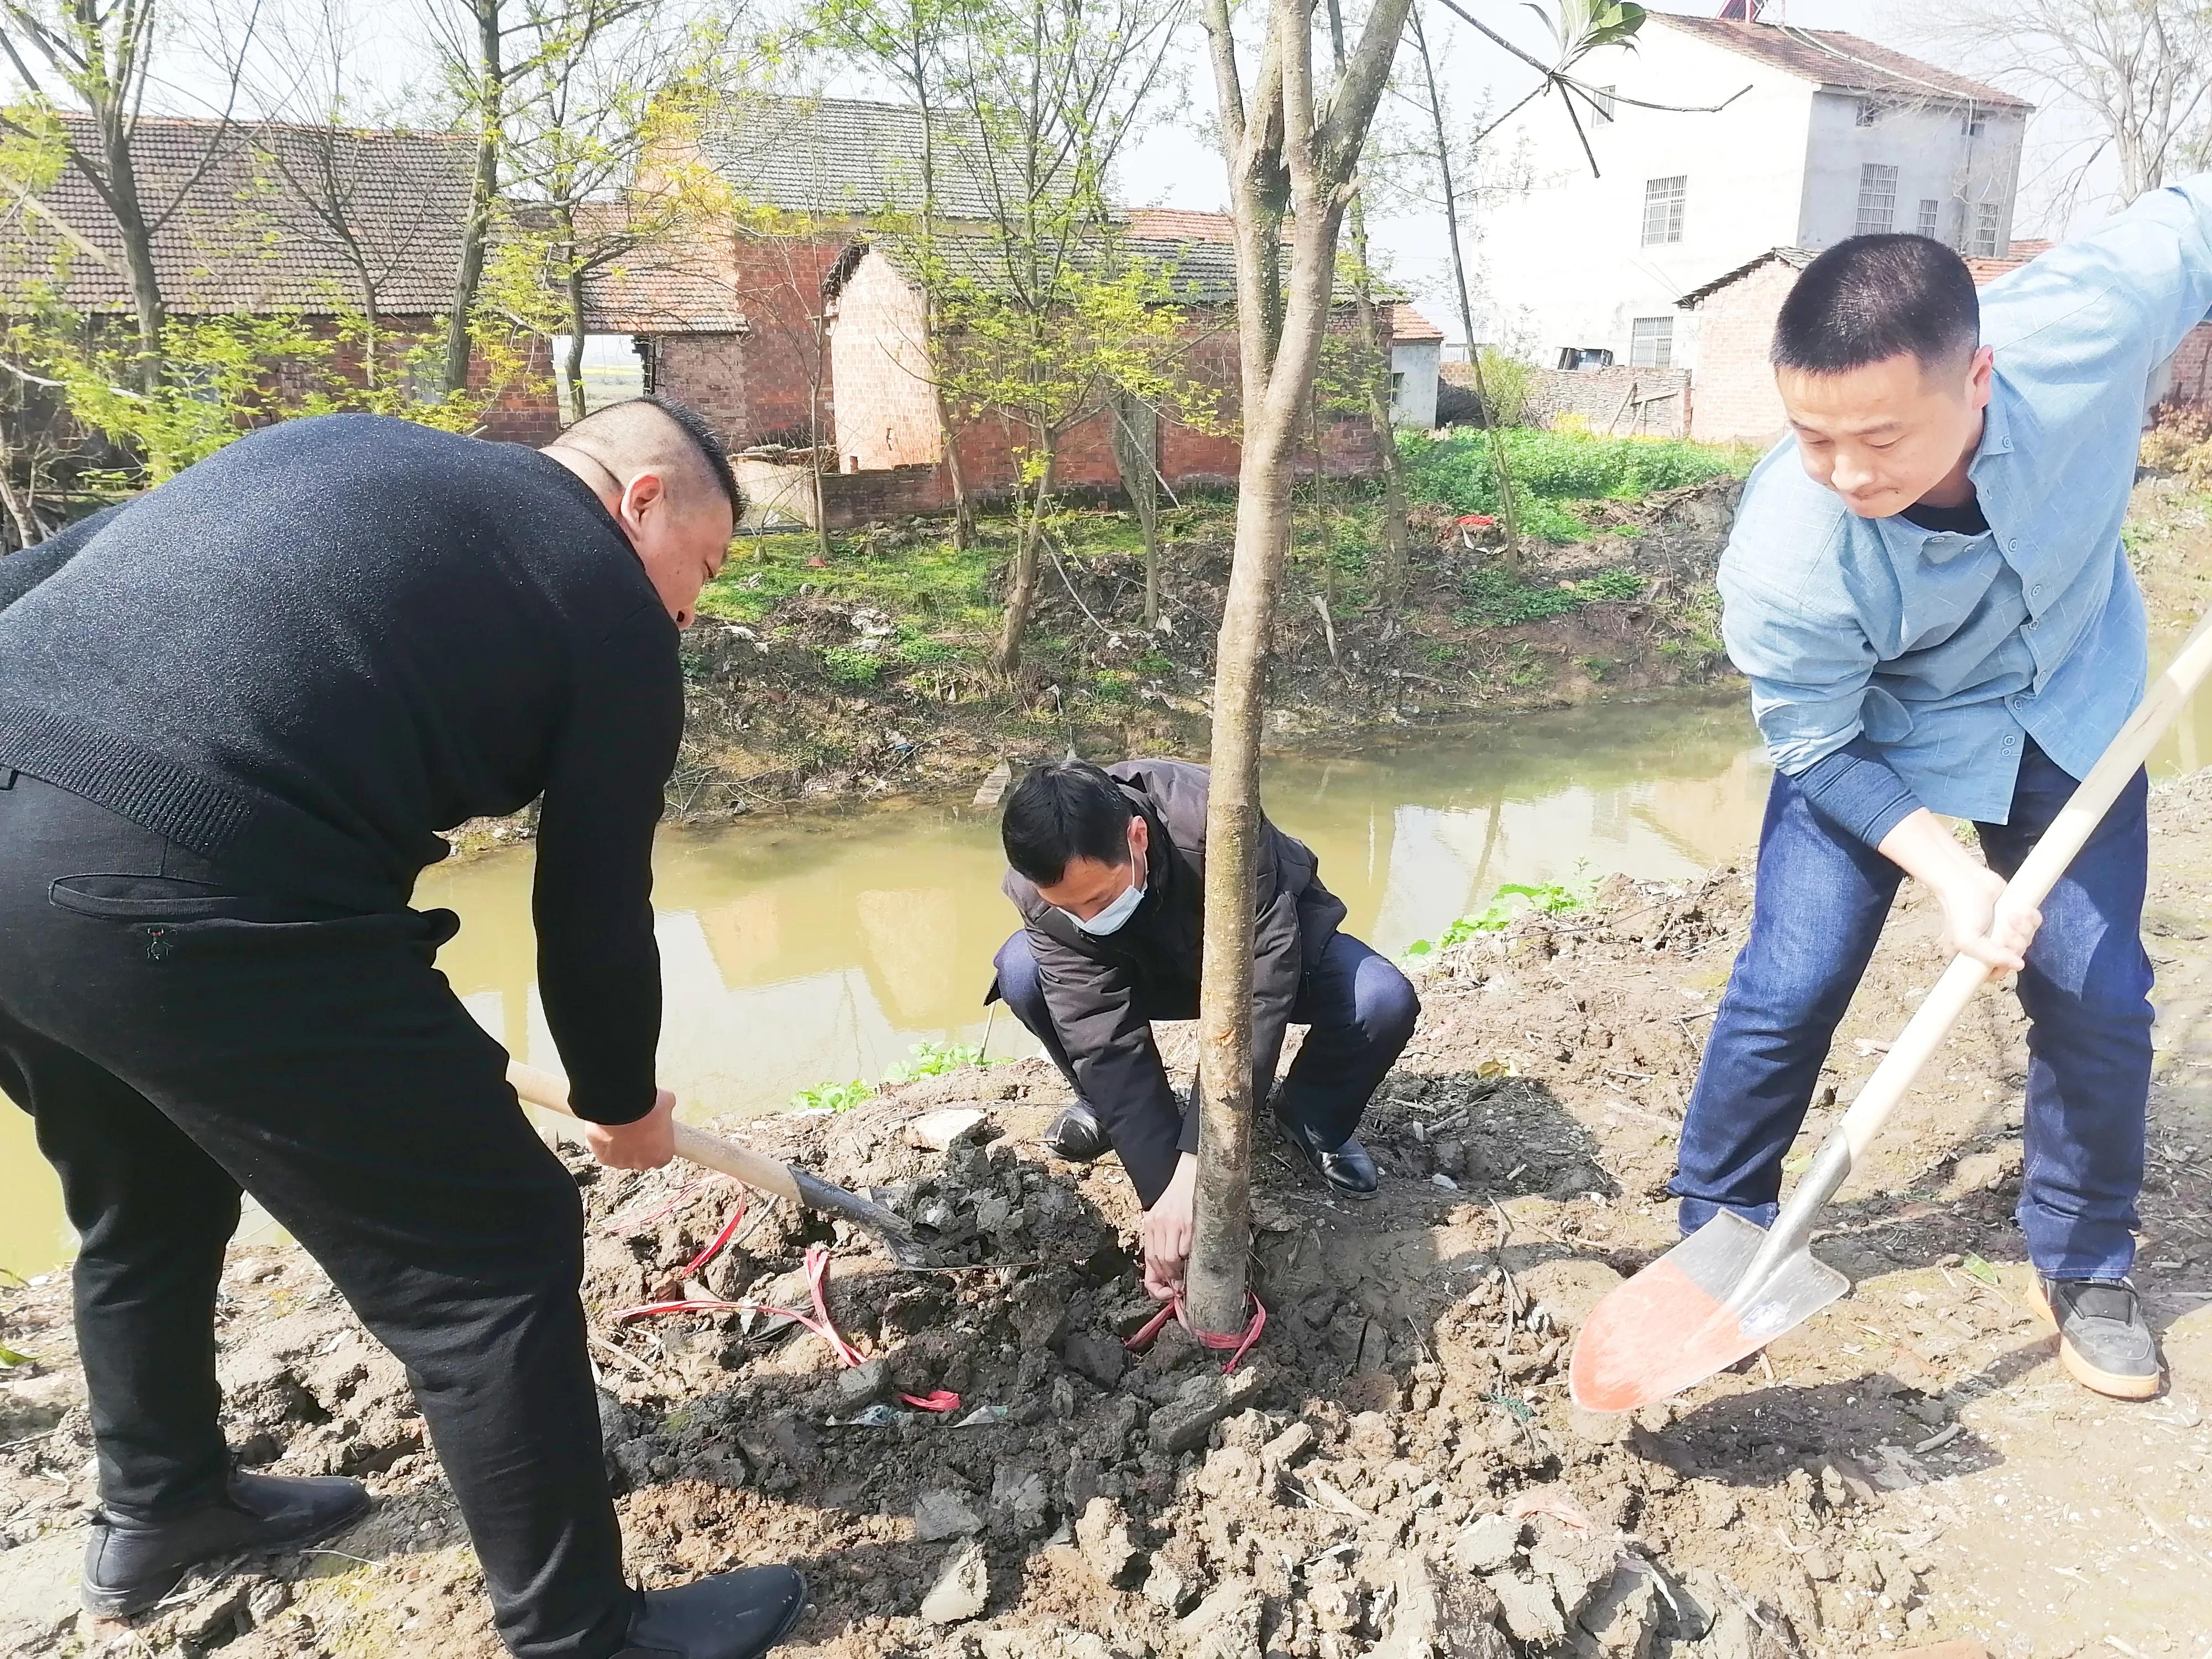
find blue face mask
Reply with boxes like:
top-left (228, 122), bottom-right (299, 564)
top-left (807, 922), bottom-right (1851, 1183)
top-left (1066, 844), bottom-right (1148, 936)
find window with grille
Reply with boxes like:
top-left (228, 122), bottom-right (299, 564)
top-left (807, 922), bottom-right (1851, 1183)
top-left (1590, 85), bottom-right (1616, 124)
top-left (1641, 176), bottom-right (1686, 246)
top-left (1969, 201), bottom-right (2002, 257)
top-left (1855, 164), bottom-right (1898, 236)
top-left (1916, 198), bottom-right (1940, 239)
top-left (1630, 316), bottom-right (1674, 369)
top-left (1856, 98), bottom-right (1880, 127)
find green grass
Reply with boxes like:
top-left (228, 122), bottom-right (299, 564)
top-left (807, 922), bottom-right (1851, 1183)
top-left (821, 645), bottom-right (884, 686)
top-left (700, 530), bottom-right (1001, 630)
top-left (1454, 566), bottom-right (1644, 628)
top-left (883, 1040), bottom-right (988, 1083)
top-left (1399, 427), bottom-right (1751, 542)
top-left (791, 1078), bottom-right (872, 1113)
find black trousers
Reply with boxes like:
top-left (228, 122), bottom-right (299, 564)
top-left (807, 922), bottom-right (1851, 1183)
top-left (0, 773), bottom-right (632, 1659)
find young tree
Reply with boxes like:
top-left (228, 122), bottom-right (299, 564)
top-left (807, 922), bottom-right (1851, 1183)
top-left (1324, 0), bottom-right (1407, 608)
top-left (497, 0), bottom-right (735, 422)
top-left (811, 0), bottom-right (982, 544)
top-left (0, 0), bottom-right (253, 391)
top-left (1916, 0), bottom-right (2211, 211)
top-left (425, 0), bottom-right (511, 394)
top-left (1106, 384), bottom-right (1164, 629)
top-left (1183, 0), bottom-right (1415, 1338)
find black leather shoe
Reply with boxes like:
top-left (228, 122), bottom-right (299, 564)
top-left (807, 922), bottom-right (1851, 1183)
top-left (616, 1564), bottom-right (808, 1658)
top-left (1276, 1115), bottom-right (1380, 1199)
top-left (1039, 1103), bottom-right (1110, 1162)
top-left (81, 1472), bottom-right (371, 1616)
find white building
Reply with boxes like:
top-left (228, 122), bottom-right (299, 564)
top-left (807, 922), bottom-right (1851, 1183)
top-left (1481, 12), bottom-right (2031, 375)
top-left (1389, 303), bottom-right (1444, 427)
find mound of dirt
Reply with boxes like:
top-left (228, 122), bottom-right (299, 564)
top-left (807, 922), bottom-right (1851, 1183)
top-left (18, 776), bottom-right (2212, 1657)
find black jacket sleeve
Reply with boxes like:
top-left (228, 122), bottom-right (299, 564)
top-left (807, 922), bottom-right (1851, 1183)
top-left (1031, 920), bottom-right (1185, 1206)
top-left (531, 601), bottom-right (683, 1124)
top-left (0, 503), bottom-right (125, 613)
top-left (1171, 846), bottom-right (1305, 1165)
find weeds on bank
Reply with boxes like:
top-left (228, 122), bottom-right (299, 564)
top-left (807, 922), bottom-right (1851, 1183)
top-left (1401, 428), bottom-right (1750, 544)
top-left (1403, 877), bottom-right (1590, 957)
top-left (1455, 566), bottom-right (1644, 628)
top-left (791, 1040), bottom-right (995, 1112)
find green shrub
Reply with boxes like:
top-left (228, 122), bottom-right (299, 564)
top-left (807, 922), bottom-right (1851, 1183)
top-left (1402, 880), bottom-right (1589, 956)
top-left (792, 1078), bottom-right (872, 1112)
top-left (1134, 650), bottom-right (1175, 676)
top-left (1090, 671), bottom-right (1136, 705)
top-left (1398, 427), bottom-right (1744, 540)
top-left (821, 646), bottom-right (883, 686)
top-left (1454, 567), bottom-right (1644, 627)
top-left (883, 1040), bottom-right (986, 1084)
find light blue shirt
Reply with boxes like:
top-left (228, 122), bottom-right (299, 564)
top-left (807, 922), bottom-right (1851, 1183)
top-left (1719, 176), bottom-right (2212, 825)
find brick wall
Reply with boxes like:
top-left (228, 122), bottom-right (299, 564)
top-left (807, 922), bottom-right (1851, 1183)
top-left (650, 334), bottom-right (746, 441)
top-left (2164, 322), bottom-right (2212, 406)
top-left (1684, 258), bottom-right (1800, 445)
top-left (827, 249), bottom-right (943, 470)
top-left (1521, 364), bottom-right (1690, 439)
top-left (726, 230), bottom-right (846, 446)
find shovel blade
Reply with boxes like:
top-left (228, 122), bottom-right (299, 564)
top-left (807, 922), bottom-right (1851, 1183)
top-left (1568, 1211), bottom-right (1850, 1413)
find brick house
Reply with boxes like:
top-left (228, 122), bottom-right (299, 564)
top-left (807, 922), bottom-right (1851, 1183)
top-left (668, 98), bottom-right (1392, 528)
top-left (0, 114), bottom-right (570, 444)
top-left (1681, 236), bottom-right (2212, 444)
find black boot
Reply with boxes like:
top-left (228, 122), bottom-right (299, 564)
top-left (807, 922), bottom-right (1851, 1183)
top-left (615, 1565), bottom-right (808, 1658)
top-left (1039, 1102), bottom-right (1110, 1162)
top-left (81, 1472), bottom-right (371, 1616)
top-left (1275, 1113), bottom-right (1380, 1199)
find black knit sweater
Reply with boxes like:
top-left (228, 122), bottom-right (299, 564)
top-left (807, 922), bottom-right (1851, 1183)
top-left (0, 414), bottom-right (682, 1124)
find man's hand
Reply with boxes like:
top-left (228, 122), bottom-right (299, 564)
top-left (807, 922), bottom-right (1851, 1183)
top-left (1877, 808), bottom-right (2041, 975)
top-left (584, 1088), bottom-right (678, 1170)
top-left (1932, 863), bottom-right (2041, 976)
top-left (1142, 1154), bottom-right (1199, 1303)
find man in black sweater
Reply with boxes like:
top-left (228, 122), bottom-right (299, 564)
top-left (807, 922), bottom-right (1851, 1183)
top-left (0, 404), bottom-right (804, 1659)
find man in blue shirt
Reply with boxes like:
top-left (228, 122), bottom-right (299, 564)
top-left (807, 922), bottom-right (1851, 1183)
top-left (1677, 181), bottom-right (2212, 1401)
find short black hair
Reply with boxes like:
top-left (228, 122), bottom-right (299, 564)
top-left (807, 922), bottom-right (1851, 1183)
top-left (568, 393), bottom-right (745, 522)
top-left (1772, 234), bottom-right (1980, 375)
top-left (1001, 759), bottom-right (1134, 886)
top-left (641, 394), bottom-right (744, 520)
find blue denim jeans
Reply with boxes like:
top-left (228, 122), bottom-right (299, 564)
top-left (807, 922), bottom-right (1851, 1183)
top-left (993, 927), bottom-right (1418, 1150)
top-left (1673, 739), bottom-right (2153, 1280)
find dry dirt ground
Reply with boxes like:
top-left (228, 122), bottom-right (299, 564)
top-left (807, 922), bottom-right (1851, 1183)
top-left (11, 766), bottom-right (2212, 1657)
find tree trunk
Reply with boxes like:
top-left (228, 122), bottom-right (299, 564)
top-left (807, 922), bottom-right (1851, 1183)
top-left (1108, 388), bottom-right (1162, 630)
top-left (1409, 3), bottom-right (1520, 575)
top-left (937, 377), bottom-right (976, 550)
top-left (87, 104), bottom-right (165, 394)
top-left (444, 0), bottom-right (503, 396)
top-left (564, 243), bottom-right (589, 425)
top-left (992, 435), bottom-right (1056, 677)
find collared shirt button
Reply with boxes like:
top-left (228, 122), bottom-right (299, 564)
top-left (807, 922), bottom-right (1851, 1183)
top-left (2003, 734), bottom-right (2019, 748)
top-left (2009, 538), bottom-right (2022, 552)
top-left (2031, 582), bottom-right (2044, 596)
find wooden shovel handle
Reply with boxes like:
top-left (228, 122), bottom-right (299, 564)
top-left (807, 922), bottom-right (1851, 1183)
top-left (1835, 611), bottom-right (2212, 1163)
top-left (505, 1060), bottom-right (805, 1206)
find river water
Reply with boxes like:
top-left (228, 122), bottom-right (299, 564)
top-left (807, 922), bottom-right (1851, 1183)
top-left (6, 678), bottom-right (2209, 1276)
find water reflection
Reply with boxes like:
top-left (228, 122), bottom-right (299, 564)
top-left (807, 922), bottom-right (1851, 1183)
top-left (19, 670), bottom-right (2204, 1276)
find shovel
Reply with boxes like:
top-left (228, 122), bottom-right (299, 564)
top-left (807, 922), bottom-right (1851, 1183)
top-left (1571, 610), bottom-right (2212, 1414)
top-left (505, 1059), bottom-right (931, 1268)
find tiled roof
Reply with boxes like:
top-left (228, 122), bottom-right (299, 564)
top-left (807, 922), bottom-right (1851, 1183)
top-left (1650, 17), bottom-right (2033, 111)
top-left (1677, 246), bottom-right (1815, 307)
top-left (1122, 207), bottom-right (1234, 243)
top-left (1964, 238), bottom-right (2053, 286)
top-left (695, 93), bottom-right (1058, 223)
top-left (0, 114), bottom-right (476, 317)
top-left (1390, 303), bottom-right (1444, 343)
top-left (843, 229), bottom-right (1239, 306)
top-left (564, 204), bottom-right (747, 333)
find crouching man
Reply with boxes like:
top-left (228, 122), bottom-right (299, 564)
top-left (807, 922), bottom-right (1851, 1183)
top-left (990, 759), bottom-right (1418, 1301)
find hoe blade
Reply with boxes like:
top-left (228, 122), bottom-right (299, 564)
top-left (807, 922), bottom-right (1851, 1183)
top-left (1568, 1211), bottom-right (1850, 1413)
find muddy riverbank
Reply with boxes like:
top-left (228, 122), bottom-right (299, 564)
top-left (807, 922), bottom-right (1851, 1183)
top-left (12, 769), bottom-right (2212, 1657)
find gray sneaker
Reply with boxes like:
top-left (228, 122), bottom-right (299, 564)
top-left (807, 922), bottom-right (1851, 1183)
top-left (2031, 1276), bottom-right (2162, 1401)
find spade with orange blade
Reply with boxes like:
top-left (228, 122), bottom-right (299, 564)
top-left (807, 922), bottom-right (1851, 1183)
top-left (1570, 611), bottom-right (2212, 1415)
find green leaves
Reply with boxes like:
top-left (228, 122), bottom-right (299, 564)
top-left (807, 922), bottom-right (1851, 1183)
top-left (1524, 0), bottom-right (1647, 64)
